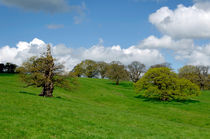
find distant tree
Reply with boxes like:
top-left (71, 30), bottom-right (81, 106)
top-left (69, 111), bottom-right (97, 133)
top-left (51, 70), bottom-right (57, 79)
top-left (80, 60), bottom-right (98, 78)
top-left (106, 61), bottom-right (129, 85)
top-left (72, 63), bottom-right (84, 77)
top-left (178, 65), bottom-right (200, 85)
top-left (17, 44), bottom-right (71, 97)
top-left (4, 63), bottom-right (17, 73)
top-left (128, 61), bottom-right (146, 82)
top-left (97, 61), bottom-right (109, 79)
top-left (0, 63), bottom-right (4, 73)
top-left (150, 62), bottom-right (171, 69)
top-left (179, 65), bottom-right (210, 90)
top-left (196, 65), bottom-right (209, 90)
top-left (135, 67), bottom-right (200, 101)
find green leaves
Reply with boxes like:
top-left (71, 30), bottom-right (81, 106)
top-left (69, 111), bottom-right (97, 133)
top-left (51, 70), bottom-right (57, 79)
top-left (135, 67), bottom-right (201, 101)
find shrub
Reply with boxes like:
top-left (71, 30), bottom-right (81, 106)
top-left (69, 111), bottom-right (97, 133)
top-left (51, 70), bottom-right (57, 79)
top-left (135, 67), bottom-right (200, 101)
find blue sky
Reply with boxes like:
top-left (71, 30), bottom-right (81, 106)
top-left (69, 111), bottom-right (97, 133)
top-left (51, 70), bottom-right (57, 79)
top-left (0, 0), bottom-right (209, 71)
top-left (0, 0), bottom-right (193, 47)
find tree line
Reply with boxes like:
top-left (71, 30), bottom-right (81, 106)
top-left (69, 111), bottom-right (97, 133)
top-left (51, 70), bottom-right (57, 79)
top-left (1, 44), bottom-right (209, 101)
top-left (71, 60), bottom-right (210, 90)
top-left (0, 63), bottom-right (17, 73)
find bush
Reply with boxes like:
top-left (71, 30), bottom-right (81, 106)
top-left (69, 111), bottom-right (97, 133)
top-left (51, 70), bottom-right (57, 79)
top-left (135, 67), bottom-right (200, 101)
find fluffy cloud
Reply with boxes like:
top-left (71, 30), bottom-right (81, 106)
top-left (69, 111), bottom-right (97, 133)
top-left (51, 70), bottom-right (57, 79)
top-left (175, 44), bottom-right (210, 66)
top-left (0, 38), bottom-right (165, 71)
top-left (149, 3), bottom-right (210, 39)
top-left (0, 0), bottom-right (85, 13)
top-left (139, 35), bottom-right (194, 50)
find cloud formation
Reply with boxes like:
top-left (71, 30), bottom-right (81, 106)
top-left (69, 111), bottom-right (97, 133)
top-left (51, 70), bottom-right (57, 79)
top-left (139, 35), bottom-right (194, 50)
top-left (149, 3), bottom-right (210, 39)
top-left (0, 38), bottom-right (165, 71)
top-left (0, 0), bottom-right (85, 14)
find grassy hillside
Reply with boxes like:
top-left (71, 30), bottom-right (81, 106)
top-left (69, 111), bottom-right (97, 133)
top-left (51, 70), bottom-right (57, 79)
top-left (0, 74), bottom-right (210, 138)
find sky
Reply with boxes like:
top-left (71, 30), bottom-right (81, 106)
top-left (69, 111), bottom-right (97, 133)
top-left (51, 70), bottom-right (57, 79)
top-left (0, 0), bottom-right (210, 71)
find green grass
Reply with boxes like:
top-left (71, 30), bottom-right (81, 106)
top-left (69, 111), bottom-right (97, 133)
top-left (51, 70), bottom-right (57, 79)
top-left (0, 73), bottom-right (210, 138)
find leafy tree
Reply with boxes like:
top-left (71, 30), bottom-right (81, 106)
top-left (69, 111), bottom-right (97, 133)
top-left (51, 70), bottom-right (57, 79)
top-left (179, 65), bottom-right (209, 90)
top-left (97, 61), bottom-right (109, 79)
top-left (106, 61), bottom-right (129, 85)
top-left (17, 44), bottom-right (70, 97)
top-left (0, 63), bottom-right (4, 73)
top-left (80, 59), bottom-right (98, 78)
top-left (128, 61), bottom-right (146, 82)
top-left (71, 63), bottom-right (84, 77)
top-left (4, 63), bottom-right (17, 73)
top-left (178, 65), bottom-right (200, 86)
top-left (135, 67), bottom-right (200, 101)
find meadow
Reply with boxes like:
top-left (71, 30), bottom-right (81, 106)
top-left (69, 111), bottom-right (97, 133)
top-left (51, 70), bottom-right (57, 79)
top-left (0, 73), bottom-right (210, 138)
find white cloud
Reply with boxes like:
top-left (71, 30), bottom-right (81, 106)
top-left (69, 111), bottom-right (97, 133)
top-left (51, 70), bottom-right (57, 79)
top-left (0, 38), bottom-right (165, 71)
top-left (175, 44), bottom-right (210, 66)
top-left (139, 35), bottom-right (194, 50)
top-left (149, 3), bottom-right (210, 39)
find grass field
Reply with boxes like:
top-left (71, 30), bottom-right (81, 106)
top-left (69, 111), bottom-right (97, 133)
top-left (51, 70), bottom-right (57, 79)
top-left (0, 73), bottom-right (210, 138)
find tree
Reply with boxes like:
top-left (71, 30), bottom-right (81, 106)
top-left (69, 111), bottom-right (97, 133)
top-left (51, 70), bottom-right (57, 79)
top-left (80, 60), bottom-right (98, 78)
top-left (179, 65), bottom-right (210, 90)
top-left (178, 65), bottom-right (200, 85)
top-left (71, 63), bottom-right (84, 77)
top-left (4, 63), bottom-right (17, 73)
top-left (150, 62), bottom-right (171, 69)
top-left (106, 61), bottom-right (129, 85)
top-left (97, 61), bottom-right (109, 79)
top-left (135, 67), bottom-right (200, 101)
top-left (0, 63), bottom-right (4, 73)
top-left (128, 61), bottom-right (146, 82)
top-left (17, 44), bottom-right (70, 97)
top-left (196, 65), bottom-right (209, 90)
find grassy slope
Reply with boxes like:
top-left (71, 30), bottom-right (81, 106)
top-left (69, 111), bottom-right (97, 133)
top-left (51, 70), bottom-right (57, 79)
top-left (0, 74), bottom-right (210, 138)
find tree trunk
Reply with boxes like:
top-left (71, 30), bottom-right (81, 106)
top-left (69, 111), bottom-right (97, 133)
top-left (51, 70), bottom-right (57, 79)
top-left (39, 86), bottom-right (46, 96)
top-left (45, 82), bottom-right (54, 97)
top-left (116, 78), bottom-right (119, 85)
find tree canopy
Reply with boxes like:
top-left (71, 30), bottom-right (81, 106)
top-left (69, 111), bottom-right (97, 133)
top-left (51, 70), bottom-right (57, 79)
top-left (17, 44), bottom-right (71, 97)
top-left (106, 61), bottom-right (129, 85)
top-left (128, 61), bottom-right (146, 83)
top-left (135, 67), bottom-right (200, 101)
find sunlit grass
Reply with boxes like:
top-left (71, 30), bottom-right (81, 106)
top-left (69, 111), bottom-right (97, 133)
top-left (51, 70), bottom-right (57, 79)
top-left (0, 74), bottom-right (209, 138)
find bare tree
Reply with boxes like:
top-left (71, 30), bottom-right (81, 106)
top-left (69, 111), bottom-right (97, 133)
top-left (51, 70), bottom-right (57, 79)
top-left (196, 65), bottom-right (209, 90)
top-left (128, 61), bottom-right (146, 82)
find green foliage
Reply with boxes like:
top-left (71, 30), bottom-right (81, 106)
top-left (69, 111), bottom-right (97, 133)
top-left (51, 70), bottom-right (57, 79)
top-left (106, 61), bottom-right (129, 85)
top-left (16, 45), bottom-right (73, 96)
top-left (97, 61), bottom-right (109, 79)
top-left (71, 63), bottom-right (84, 77)
top-left (135, 67), bottom-right (200, 101)
top-left (72, 60), bottom-right (98, 78)
top-left (0, 74), bottom-right (210, 138)
top-left (178, 65), bottom-right (200, 86)
top-left (179, 65), bottom-right (210, 90)
top-left (81, 60), bottom-right (98, 78)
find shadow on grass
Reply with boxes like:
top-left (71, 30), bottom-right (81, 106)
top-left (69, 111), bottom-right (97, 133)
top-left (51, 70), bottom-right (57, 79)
top-left (135, 95), bottom-right (200, 104)
top-left (19, 91), bottom-right (72, 102)
top-left (19, 91), bottom-right (37, 96)
top-left (106, 82), bottom-right (134, 89)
